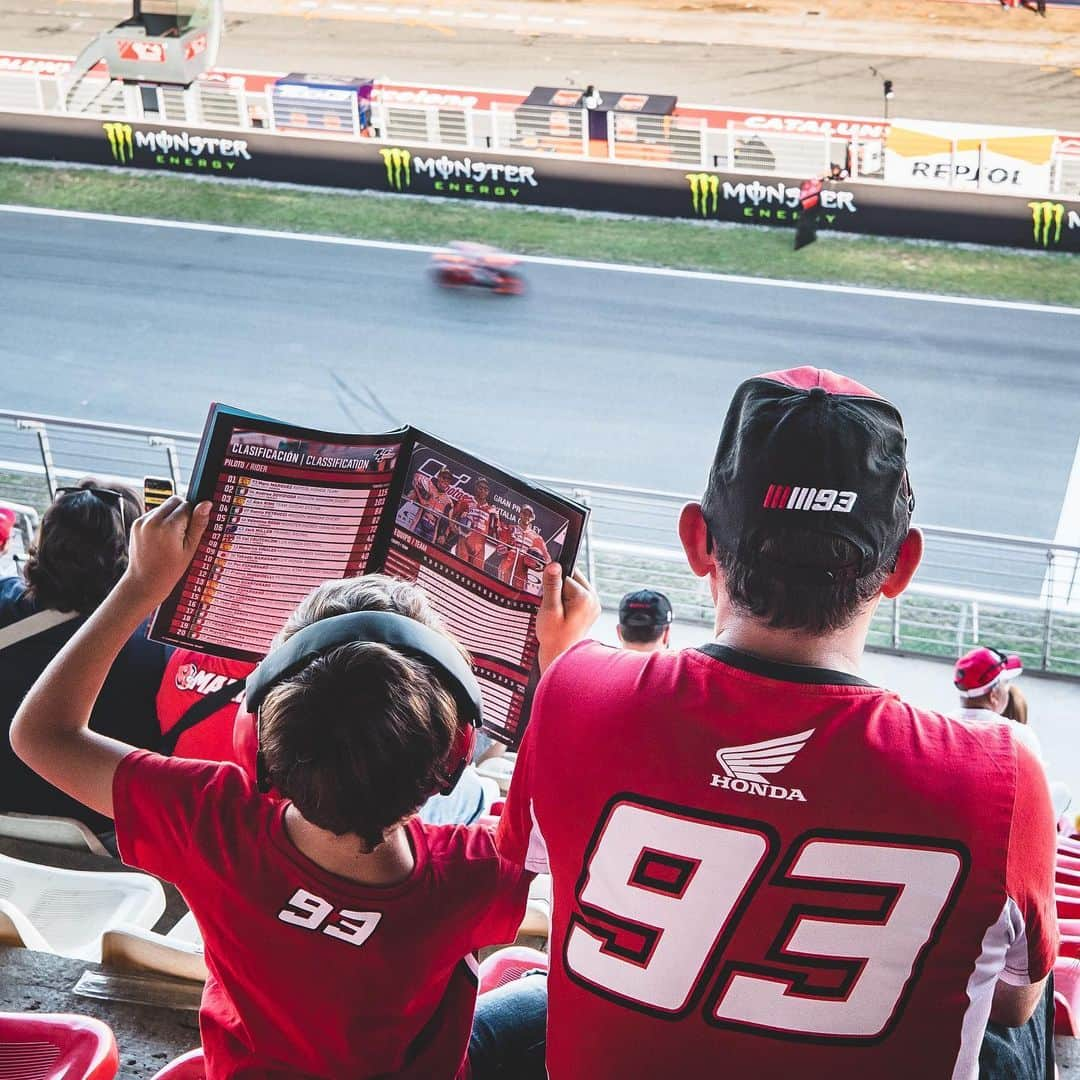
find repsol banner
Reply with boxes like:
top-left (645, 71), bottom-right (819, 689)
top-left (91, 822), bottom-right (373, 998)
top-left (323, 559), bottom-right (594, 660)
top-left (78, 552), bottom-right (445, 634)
top-left (1, 113), bottom-right (1078, 251)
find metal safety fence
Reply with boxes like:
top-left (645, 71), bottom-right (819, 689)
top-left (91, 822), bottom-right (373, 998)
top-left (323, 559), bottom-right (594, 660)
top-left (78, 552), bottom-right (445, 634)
top-left (3, 69), bottom-right (1080, 199)
top-left (1, 410), bottom-right (1077, 678)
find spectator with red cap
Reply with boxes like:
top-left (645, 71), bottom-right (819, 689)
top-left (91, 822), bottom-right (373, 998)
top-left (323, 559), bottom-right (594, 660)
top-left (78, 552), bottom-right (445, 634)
top-left (0, 506), bottom-right (17, 578)
top-left (953, 646), bottom-right (1043, 761)
top-left (498, 367), bottom-right (1058, 1080)
top-left (0, 506), bottom-right (16, 557)
top-left (953, 646), bottom-right (1072, 831)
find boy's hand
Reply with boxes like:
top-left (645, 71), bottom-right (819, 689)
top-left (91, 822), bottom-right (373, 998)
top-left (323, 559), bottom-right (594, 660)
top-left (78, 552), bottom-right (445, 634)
top-left (537, 563), bottom-right (601, 672)
top-left (121, 496), bottom-right (211, 609)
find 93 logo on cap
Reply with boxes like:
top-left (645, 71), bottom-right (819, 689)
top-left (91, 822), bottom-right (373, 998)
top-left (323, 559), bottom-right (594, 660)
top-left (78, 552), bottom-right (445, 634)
top-left (762, 485), bottom-right (857, 513)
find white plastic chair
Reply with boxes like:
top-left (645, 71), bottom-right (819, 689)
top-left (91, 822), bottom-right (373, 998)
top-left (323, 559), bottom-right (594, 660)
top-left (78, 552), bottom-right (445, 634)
top-left (0, 897), bottom-right (51, 952)
top-left (517, 874), bottom-right (551, 942)
top-left (100, 911), bottom-right (207, 983)
top-left (476, 754), bottom-right (515, 797)
top-left (167, 911), bottom-right (202, 945)
top-left (100, 926), bottom-right (208, 984)
top-left (0, 851), bottom-right (165, 960)
top-left (0, 813), bottom-right (110, 856)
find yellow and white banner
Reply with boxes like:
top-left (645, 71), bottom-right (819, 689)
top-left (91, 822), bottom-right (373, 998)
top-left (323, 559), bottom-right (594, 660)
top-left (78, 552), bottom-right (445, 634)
top-left (885, 119), bottom-right (1055, 195)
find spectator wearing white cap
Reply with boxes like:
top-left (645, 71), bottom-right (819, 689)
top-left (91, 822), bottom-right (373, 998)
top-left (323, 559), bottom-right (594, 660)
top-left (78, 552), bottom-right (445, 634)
top-left (952, 646), bottom-right (1043, 762)
top-left (616, 588), bottom-right (672, 653)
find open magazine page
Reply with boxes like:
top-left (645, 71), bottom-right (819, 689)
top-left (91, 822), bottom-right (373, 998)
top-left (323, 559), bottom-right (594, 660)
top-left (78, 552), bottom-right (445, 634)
top-left (151, 405), bottom-right (404, 662)
top-left (382, 436), bottom-right (586, 748)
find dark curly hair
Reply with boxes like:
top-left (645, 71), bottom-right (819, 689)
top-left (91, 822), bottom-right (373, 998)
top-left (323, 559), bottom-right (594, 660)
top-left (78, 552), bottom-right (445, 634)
top-left (23, 478), bottom-right (143, 615)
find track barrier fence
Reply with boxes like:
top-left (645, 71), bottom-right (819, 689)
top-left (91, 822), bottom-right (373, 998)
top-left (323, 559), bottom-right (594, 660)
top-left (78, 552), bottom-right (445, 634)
top-left (1, 68), bottom-right (1079, 201)
top-left (1, 410), bottom-right (1077, 678)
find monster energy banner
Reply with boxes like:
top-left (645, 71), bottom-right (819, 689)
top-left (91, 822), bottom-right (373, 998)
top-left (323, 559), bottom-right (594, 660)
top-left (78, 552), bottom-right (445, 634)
top-left (102, 121), bottom-right (252, 172)
top-left (379, 146), bottom-right (539, 200)
top-left (2, 112), bottom-right (1078, 251)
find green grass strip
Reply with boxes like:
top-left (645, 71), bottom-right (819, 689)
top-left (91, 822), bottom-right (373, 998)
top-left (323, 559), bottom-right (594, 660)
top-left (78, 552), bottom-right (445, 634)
top-left (1, 162), bottom-right (1077, 306)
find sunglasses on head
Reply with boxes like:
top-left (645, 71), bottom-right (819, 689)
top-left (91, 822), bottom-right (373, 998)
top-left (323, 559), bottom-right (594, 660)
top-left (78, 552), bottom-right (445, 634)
top-left (55, 486), bottom-right (128, 531)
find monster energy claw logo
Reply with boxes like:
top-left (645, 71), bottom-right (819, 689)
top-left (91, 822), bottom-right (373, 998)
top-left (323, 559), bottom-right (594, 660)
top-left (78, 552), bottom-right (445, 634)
top-left (686, 172), bottom-right (720, 217)
top-left (1028, 201), bottom-right (1064, 248)
top-left (381, 147), bottom-right (412, 191)
top-left (103, 122), bottom-right (134, 164)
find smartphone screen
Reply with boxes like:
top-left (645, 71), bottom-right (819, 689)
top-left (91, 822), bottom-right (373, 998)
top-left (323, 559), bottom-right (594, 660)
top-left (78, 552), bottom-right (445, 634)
top-left (144, 476), bottom-right (175, 511)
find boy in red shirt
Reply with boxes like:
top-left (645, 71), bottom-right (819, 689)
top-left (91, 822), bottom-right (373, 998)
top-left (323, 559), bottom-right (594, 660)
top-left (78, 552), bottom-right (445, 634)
top-left (11, 497), bottom-right (533, 1079)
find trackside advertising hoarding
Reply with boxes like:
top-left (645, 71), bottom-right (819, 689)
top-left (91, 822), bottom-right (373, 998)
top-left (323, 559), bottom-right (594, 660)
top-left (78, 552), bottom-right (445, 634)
top-left (885, 118), bottom-right (1057, 196)
top-left (2, 113), bottom-right (1078, 251)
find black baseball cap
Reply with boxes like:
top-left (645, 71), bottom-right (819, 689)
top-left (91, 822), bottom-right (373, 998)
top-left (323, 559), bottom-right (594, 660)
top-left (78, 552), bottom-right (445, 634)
top-left (701, 367), bottom-right (914, 582)
top-left (619, 589), bottom-right (673, 629)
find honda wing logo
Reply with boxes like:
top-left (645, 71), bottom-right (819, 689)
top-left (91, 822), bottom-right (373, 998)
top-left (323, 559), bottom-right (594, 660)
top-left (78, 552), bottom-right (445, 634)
top-left (710, 728), bottom-right (814, 802)
top-left (103, 122), bottom-right (134, 164)
top-left (1029, 201), bottom-right (1064, 248)
top-left (381, 147), bottom-right (412, 191)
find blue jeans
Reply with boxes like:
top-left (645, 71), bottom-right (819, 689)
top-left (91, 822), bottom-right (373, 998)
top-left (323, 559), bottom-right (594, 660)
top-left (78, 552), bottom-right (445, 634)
top-left (469, 972), bottom-right (547, 1080)
top-left (979, 973), bottom-right (1055, 1080)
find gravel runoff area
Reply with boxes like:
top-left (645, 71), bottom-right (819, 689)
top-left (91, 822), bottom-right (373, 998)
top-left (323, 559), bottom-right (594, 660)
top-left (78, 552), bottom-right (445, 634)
top-left (2, 0), bottom-right (1080, 125)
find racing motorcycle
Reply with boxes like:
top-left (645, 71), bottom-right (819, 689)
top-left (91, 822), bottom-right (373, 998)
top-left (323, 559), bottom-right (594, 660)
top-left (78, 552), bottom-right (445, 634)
top-left (430, 242), bottom-right (525, 295)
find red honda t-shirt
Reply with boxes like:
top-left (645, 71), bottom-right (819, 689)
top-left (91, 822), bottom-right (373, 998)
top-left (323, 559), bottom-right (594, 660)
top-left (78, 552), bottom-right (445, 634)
top-left (114, 752), bottom-right (529, 1080)
top-left (497, 641), bottom-right (1058, 1080)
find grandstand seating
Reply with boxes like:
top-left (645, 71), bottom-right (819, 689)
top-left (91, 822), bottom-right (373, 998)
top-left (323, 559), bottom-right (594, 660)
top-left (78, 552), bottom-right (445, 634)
top-left (100, 924), bottom-right (208, 983)
top-left (0, 896), bottom-right (51, 951)
top-left (149, 1048), bottom-right (205, 1079)
top-left (0, 1012), bottom-right (119, 1080)
top-left (101, 908), bottom-right (206, 981)
top-left (0, 813), bottom-right (110, 856)
top-left (168, 912), bottom-right (201, 944)
top-left (478, 946), bottom-right (549, 994)
top-left (1058, 955), bottom-right (1080, 1036)
top-left (516, 874), bottom-right (551, 942)
top-left (475, 755), bottom-right (515, 796)
top-left (0, 852), bottom-right (166, 960)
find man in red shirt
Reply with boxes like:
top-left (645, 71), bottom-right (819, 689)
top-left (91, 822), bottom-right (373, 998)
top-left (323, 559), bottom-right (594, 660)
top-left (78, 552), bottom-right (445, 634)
top-left (11, 499), bottom-right (532, 1079)
top-left (156, 649), bottom-right (253, 761)
top-left (498, 367), bottom-right (1059, 1079)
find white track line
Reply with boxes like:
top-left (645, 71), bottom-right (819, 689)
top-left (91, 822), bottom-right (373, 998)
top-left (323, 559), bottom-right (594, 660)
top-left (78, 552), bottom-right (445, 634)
top-left (1042, 432), bottom-right (1080, 610)
top-left (1, 203), bottom-right (1077, 316)
top-left (1055, 435), bottom-right (1080, 548)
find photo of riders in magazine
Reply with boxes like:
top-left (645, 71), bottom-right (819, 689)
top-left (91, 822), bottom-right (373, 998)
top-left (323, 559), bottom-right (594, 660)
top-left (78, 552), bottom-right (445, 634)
top-left (150, 404), bottom-right (588, 747)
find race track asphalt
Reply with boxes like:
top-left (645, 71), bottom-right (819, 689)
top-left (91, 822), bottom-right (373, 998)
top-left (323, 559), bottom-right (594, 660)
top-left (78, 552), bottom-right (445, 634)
top-left (2, 207), bottom-right (1078, 545)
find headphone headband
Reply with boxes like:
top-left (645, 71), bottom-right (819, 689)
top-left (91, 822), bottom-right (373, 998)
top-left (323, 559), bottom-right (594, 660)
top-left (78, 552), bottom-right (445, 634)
top-left (245, 611), bottom-right (483, 728)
